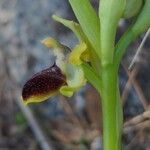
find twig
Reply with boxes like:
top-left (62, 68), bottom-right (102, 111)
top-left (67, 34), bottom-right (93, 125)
top-left (128, 28), bottom-right (150, 70)
top-left (124, 110), bottom-right (150, 127)
top-left (121, 65), bottom-right (138, 104)
top-left (60, 96), bottom-right (83, 128)
top-left (15, 90), bottom-right (54, 150)
top-left (132, 79), bottom-right (148, 110)
top-left (124, 131), bottom-right (142, 150)
top-left (124, 120), bottom-right (150, 135)
top-left (3, 49), bottom-right (54, 150)
top-left (121, 64), bottom-right (148, 109)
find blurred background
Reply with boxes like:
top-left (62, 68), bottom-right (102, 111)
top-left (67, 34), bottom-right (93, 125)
top-left (0, 0), bottom-right (150, 149)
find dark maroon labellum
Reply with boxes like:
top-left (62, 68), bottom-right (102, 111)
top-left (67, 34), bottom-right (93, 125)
top-left (22, 64), bottom-right (66, 101)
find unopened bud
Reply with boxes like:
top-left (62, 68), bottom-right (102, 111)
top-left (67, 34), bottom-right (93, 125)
top-left (123, 0), bottom-right (143, 19)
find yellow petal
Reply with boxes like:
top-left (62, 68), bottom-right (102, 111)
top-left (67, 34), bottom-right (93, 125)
top-left (81, 49), bottom-right (90, 62)
top-left (69, 42), bottom-right (89, 65)
top-left (59, 86), bottom-right (75, 97)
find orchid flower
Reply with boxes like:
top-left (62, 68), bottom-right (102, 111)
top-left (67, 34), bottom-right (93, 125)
top-left (22, 41), bottom-right (88, 104)
top-left (21, 0), bottom-right (150, 149)
top-left (22, 17), bottom-right (91, 105)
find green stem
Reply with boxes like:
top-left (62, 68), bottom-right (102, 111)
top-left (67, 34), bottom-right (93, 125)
top-left (100, 64), bottom-right (123, 150)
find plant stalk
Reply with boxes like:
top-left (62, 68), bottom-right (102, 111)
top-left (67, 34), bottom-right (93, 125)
top-left (100, 64), bottom-right (123, 150)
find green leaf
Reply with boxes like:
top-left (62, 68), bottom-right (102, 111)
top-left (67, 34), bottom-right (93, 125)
top-left (81, 62), bottom-right (102, 91)
top-left (68, 0), bottom-right (100, 58)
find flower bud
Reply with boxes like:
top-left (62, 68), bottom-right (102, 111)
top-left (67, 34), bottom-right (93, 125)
top-left (123, 0), bottom-right (143, 19)
top-left (132, 0), bottom-right (150, 37)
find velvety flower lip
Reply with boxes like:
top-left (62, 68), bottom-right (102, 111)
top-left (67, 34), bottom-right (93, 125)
top-left (22, 64), bottom-right (66, 104)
